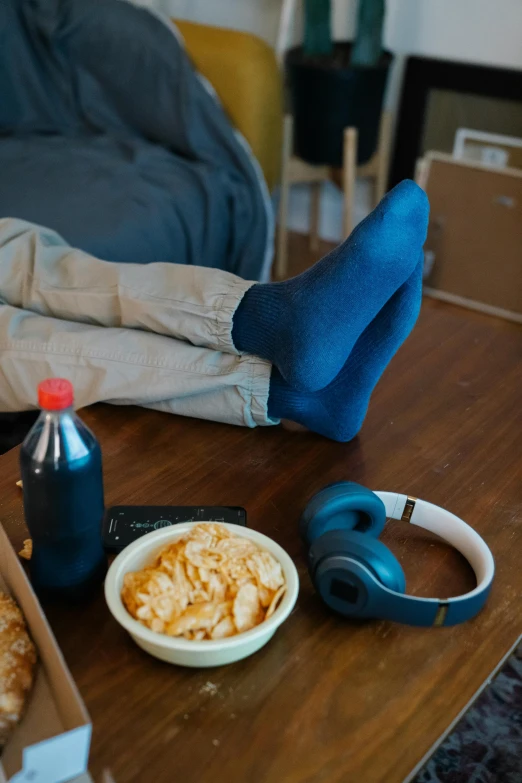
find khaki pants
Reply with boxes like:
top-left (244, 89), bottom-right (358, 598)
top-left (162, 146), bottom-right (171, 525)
top-left (0, 219), bottom-right (275, 429)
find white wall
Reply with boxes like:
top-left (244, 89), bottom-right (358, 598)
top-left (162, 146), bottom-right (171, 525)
top-left (145, 0), bottom-right (522, 118)
top-left (316, 0), bottom-right (522, 240)
top-left (386, 0), bottom-right (522, 69)
top-left (138, 0), bottom-right (360, 46)
top-left (144, 0), bottom-right (522, 70)
top-left (384, 0), bottom-right (522, 115)
top-left (148, 0), bottom-right (522, 129)
top-left (138, 0), bottom-right (522, 241)
top-left (138, 0), bottom-right (282, 43)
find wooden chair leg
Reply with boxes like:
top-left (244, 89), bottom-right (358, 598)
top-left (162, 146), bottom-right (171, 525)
top-left (309, 182), bottom-right (321, 252)
top-left (276, 114), bottom-right (293, 279)
top-left (342, 127), bottom-right (357, 239)
top-left (276, 0), bottom-right (298, 66)
top-left (375, 110), bottom-right (392, 205)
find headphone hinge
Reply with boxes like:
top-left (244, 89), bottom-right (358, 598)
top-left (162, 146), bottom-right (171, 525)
top-left (433, 602), bottom-right (449, 626)
top-left (401, 496), bottom-right (417, 523)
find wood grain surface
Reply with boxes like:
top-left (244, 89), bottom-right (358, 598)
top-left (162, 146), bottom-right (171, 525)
top-left (0, 298), bottom-right (520, 783)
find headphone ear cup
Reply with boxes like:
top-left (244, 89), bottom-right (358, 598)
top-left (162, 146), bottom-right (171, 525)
top-left (309, 530), bottom-right (406, 594)
top-left (300, 482), bottom-right (387, 546)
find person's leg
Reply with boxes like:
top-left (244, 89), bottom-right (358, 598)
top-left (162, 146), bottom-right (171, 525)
top-left (0, 218), bottom-right (252, 354)
top-left (0, 180), bottom-right (427, 440)
top-left (0, 304), bottom-right (273, 428)
top-left (0, 180), bottom-right (428, 398)
top-left (0, 260), bottom-right (422, 441)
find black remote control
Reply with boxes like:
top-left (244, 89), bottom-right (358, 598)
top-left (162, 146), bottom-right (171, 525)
top-left (102, 505), bottom-right (247, 552)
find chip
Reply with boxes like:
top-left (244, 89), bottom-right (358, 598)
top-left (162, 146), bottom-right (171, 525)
top-left (233, 583), bottom-right (262, 633)
top-left (210, 615), bottom-right (236, 640)
top-left (265, 585), bottom-right (287, 620)
top-left (247, 551), bottom-right (284, 591)
top-left (121, 524), bottom-right (287, 641)
top-left (18, 539), bottom-right (33, 561)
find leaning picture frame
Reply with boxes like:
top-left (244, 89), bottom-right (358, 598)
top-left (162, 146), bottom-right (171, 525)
top-left (416, 151), bottom-right (522, 324)
top-left (453, 128), bottom-right (522, 169)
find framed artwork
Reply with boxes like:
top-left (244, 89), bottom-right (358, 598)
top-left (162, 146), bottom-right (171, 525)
top-left (390, 56), bottom-right (522, 187)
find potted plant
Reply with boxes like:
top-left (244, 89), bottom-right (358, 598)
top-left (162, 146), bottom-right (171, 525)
top-left (286, 0), bottom-right (392, 166)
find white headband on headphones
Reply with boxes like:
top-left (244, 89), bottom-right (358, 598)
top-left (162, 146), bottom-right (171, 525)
top-left (374, 492), bottom-right (495, 624)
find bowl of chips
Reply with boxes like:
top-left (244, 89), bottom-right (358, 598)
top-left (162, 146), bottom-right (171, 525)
top-left (105, 522), bottom-right (299, 667)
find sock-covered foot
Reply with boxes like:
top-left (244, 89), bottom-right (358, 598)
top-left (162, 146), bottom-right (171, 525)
top-left (267, 258), bottom-right (423, 442)
top-left (232, 180), bottom-right (429, 392)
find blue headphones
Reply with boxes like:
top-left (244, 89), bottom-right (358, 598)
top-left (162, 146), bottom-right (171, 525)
top-left (300, 482), bottom-right (495, 627)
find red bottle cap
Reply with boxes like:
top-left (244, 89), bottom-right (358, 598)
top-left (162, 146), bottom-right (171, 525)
top-left (38, 378), bottom-right (74, 411)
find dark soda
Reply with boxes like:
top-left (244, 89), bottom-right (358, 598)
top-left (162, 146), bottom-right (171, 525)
top-left (20, 378), bottom-right (107, 600)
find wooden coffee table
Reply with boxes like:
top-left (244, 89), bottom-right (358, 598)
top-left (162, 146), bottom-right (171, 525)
top-left (0, 299), bottom-right (520, 783)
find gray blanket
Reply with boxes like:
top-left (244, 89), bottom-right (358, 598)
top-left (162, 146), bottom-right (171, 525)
top-left (0, 0), bottom-right (271, 279)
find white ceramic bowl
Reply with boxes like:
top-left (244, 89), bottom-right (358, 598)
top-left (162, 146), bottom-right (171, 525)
top-left (104, 522), bottom-right (299, 667)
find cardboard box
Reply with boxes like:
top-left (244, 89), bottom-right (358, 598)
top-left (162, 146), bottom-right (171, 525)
top-left (0, 525), bottom-right (92, 783)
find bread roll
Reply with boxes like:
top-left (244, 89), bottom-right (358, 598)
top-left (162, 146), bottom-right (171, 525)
top-left (0, 592), bottom-right (37, 746)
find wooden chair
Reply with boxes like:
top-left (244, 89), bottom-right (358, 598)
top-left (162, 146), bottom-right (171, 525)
top-left (176, 20), bottom-right (283, 192)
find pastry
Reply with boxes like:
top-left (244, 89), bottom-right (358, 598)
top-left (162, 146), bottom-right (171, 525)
top-left (0, 592), bottom-right (37, 746)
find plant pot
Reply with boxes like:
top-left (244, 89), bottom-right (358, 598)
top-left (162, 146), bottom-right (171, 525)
top-left (286, 42), bottom-right (392, 167)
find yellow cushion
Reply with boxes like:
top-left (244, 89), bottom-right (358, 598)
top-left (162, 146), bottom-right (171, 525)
top-left (175, 20), bottom-right (282, 190)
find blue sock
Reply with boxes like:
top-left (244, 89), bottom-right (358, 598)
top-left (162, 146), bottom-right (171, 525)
top-left (267, 259), bottom-right (423, 442)
top-left (232, 180), bottom-right (429, 392)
